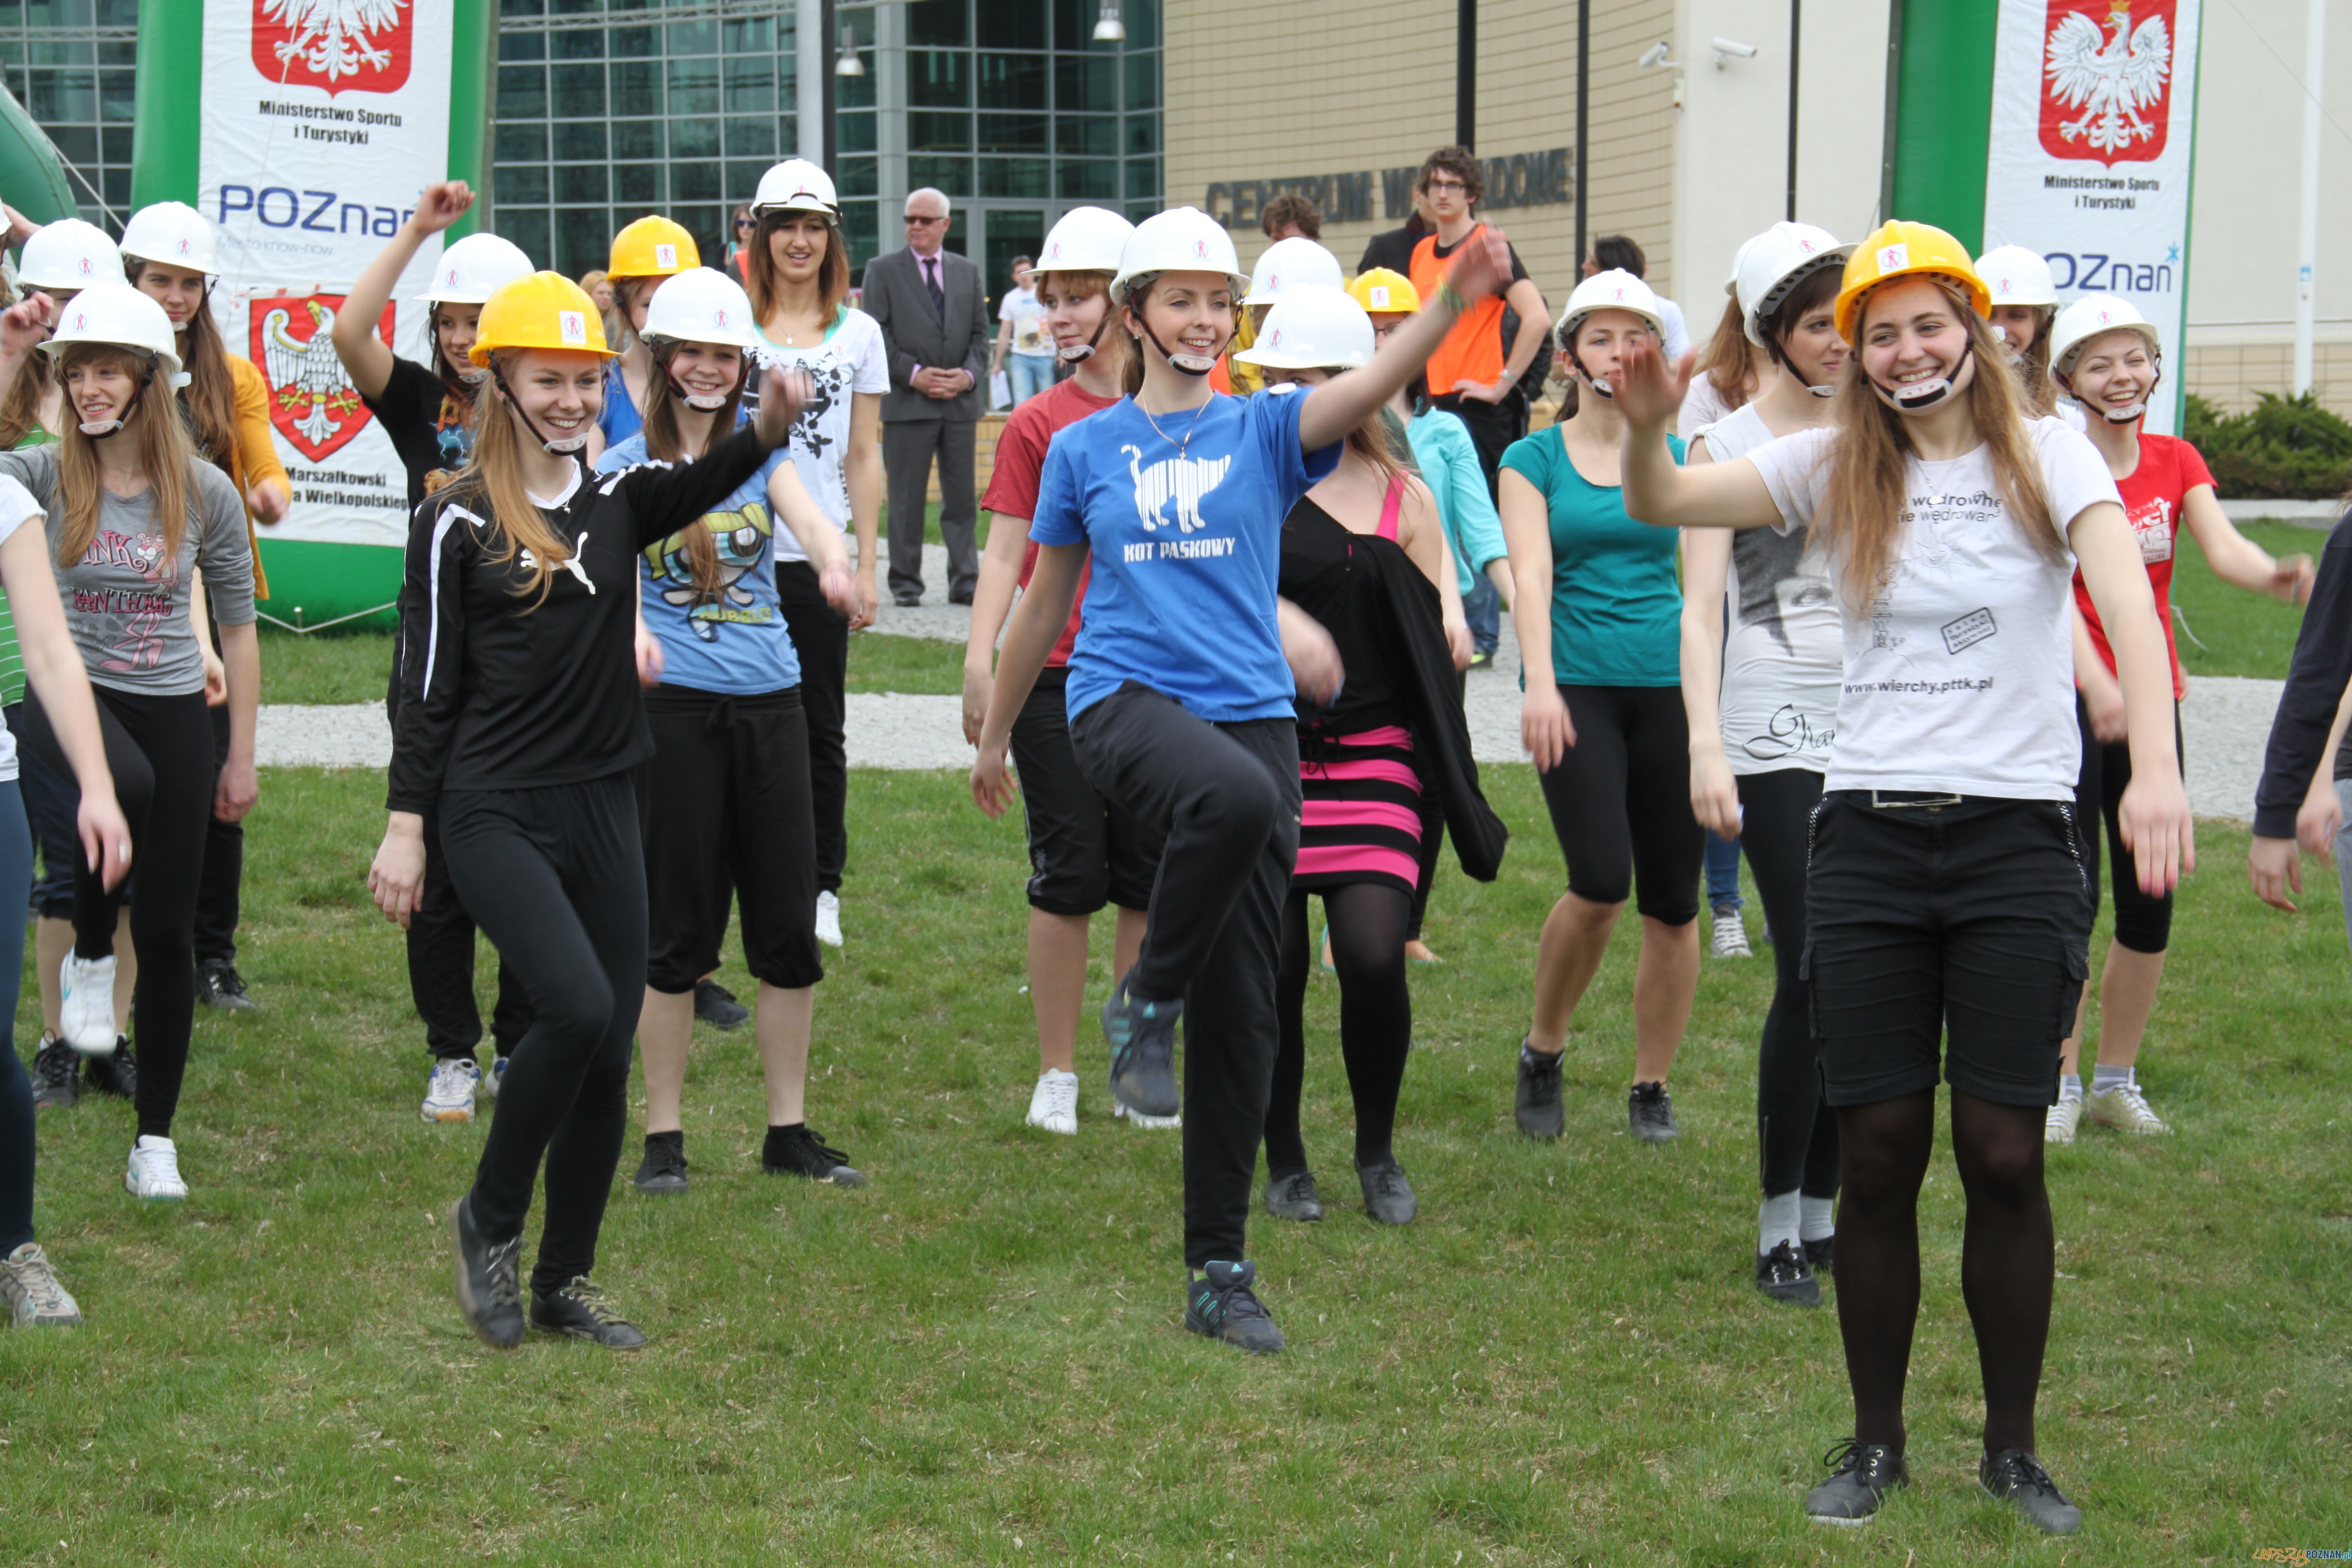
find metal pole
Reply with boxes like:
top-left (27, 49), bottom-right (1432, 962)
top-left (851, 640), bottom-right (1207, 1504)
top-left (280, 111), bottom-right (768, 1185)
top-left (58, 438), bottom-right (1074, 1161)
top-left (2295, 0), bottom-right (2324, 395)
top-left (1786, 0), bottom-right (1800, 221)
top-left (1457, 0), bottom-right (1475, 149)
top-left (820, 0), bottom-right (837, 172)
top-left (1878, 0), bottom-right (1905, 225)
top-left (1574, 0), bottom-right (1588, 266)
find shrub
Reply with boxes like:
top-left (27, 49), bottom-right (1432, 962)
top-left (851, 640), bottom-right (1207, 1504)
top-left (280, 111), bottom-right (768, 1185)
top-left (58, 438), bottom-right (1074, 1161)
top-left (2183, 391), bottom-right (2352, 499)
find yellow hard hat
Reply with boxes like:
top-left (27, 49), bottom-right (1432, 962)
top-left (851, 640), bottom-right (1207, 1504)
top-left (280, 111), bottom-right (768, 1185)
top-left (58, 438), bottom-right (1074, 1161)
top-left (606, 216), bottom-right (701, 281)
top-left (1834, 221), bottom-right (1990, 344)
top-left (469, 271), bottom-right (616, 366)
top-left (1348, 268), bottom-right (1421, 315)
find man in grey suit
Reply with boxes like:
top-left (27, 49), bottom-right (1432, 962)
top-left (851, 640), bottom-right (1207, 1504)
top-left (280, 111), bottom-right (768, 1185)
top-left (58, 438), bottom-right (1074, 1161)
top-left (860, 187), bottom-right (989, 606)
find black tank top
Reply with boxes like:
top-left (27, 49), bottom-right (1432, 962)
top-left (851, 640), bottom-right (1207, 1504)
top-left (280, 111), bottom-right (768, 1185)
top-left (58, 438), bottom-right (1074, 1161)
top-left (1276, 495), bottom-right (1410, 736)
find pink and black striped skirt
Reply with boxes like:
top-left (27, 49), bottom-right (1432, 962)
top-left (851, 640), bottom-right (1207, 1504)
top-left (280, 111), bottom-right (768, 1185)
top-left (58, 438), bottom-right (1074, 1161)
top-left (1293, 725), bottom-right (1423, 897)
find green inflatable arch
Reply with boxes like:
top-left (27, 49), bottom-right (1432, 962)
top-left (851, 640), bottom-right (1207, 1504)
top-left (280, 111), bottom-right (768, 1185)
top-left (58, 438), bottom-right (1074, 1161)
top-left (0, 80), bottom-right (84, 229)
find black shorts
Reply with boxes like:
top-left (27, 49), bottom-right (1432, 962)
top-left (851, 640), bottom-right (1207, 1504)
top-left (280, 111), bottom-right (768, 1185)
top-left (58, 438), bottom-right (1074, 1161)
top-left (1804, 792), bottom-right (2091, 1109)
top-left (1011, 669), bottom-right (1163, 916)
top-left (636, 684), bottom-right (824, 993)
top-left (1534, 684), bottom-right (1703, 925)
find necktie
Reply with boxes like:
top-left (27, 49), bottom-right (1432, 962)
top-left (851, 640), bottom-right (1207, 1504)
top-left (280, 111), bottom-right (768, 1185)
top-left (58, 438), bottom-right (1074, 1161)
top-left (923, 254), bottom-right (945, 320)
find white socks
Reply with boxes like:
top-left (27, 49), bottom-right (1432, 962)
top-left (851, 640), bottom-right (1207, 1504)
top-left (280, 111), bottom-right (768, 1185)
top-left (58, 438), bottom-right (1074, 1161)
top-left (1760, 1190), bottom-right (1801, 1254)
top-left (1800, 1195), bottom-right (1836, 1243)
top-left (2091, 1064), bottom-right (2135, 1095)
top-left (2059, 1072), bottom-right (2085, 1102)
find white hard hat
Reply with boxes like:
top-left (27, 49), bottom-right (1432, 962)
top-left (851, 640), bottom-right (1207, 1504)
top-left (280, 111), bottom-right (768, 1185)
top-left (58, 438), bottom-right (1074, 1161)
top-left (1035, 205), bottom-right (1133, 276)
top-left (1724, 232), bottom-right (1762, 295)
top-left (1243, 236), bottom-right (1343, 307)
top-left (641, 267), bottom-right (764, 352)
top-left (752, 159), bottom-right (839, 221)
top-left (1736, 222), bottom-right (1855, 346)
top-left (1231, 286), bottom-right (1374, 371)
top-left (420, 233), bottom-right (537, 305)
top-left (2048, 294), bottom-right (2162, 381)
top-left (39, 280), bottom-right (188, 387)
top-left (1556, 269), bottom-right (1667, 352)
top-left (1976, 245), bottom-right (2058, 310)
top-left (1112, 207), bottom-right (1249, 302)
top-left (18, 218), bottom-right (122, 293)
top-left (118, 201), bottom-right (221, 278)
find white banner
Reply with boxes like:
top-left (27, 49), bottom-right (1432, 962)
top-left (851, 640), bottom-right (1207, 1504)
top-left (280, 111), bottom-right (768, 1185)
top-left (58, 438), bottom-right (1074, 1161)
top-left (197, 0), bottom-right (454, 549)
top-left (1982, 0), bottom-right (2202, 435)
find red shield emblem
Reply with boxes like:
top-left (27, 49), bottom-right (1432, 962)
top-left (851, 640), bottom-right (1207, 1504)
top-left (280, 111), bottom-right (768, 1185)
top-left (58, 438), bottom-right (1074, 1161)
top-left (2039, 0), bottom-right (2176, 166)
top-left (249, 293), bottom-right (393, 462)
top-left (251, 0), bottom-right (414, 97)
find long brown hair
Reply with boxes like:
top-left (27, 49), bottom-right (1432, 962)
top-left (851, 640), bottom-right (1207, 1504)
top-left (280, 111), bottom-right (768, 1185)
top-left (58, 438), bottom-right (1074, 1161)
top-left (0, 348), bottom-right (53, 449)
top-left (744, 209), bottom-right (850, 331)
top-left (129, 262), bottom-right (240, 467)
top-left (2011, 320), bottom-right (2060, 419)
top-left (1037, 269), bottom-right (1128, 389)
top-left (1817, 300), bottom-right (2063, 613)
top-left (637, 345), bottom-right (747, 596)
top-left (450, 356), bottom-right (579, 607)
top-left (52, 343), bottom-right (197, 570)
top-left (1697, 294), bottom-right (1760, 415)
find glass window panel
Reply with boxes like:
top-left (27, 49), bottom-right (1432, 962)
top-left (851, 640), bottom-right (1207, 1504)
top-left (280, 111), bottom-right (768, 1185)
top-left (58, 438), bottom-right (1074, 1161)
top-left (97, 67), bottom-right (129, 121)
top-left (779, 112), bottom-right (799, 151)
top-left (556, 209), bottom-right (610, 278)
top-left (978, 114), bottom-right (1046, 155)
top-left (1056, 117), bottom-right (1115, 158)
top-left (553, 121), bottom-right (608, 160)
top-left (836, 155), bottom-right (879, 199)
top-left (669, 115), bottom-right (717, 158)
top-left (724, 53), bottom-right (775, 112)
top-left (608, 25), bottom-right (654, 57)
top-left (840, 201), bottom-right (881, 273)
top-left (28, 70), bottom-right (96, 122)
top-left (1125, 199), bottom-right (1159, 224)
top-left (979, 159), bottom-right (1050, 199)
top-left (498, 165), bottom-right (550, 204)
top-left (835, 67), bottom-right (875, 110)
top-left (908, 0), bottom-right (966, 45)
top-left (908, 49), bottom-right (969, 107)
top-left (501, 0), bottom-right (546, 16)
top-left (550, 61), bottom-right (603, 116)
top-left (1058, 160), bottom-right (1116, 200)
top-left (496, 121), bottom-right (548, 162)
top-left (550, 26), bottom-right (602, 59)
top-left (498, 27), bottom-right (544, 60)
top-left (98, 40), bottom-right (135, 67)
top-left (1125, 156), bottom-right (1160, 199)
top-left (836, 110), bottom-right (876, 155)
top-left (555, 164), bottom-right (609, 204)
top-left (613, 163), bottom-right (660, 204)
top-left (611, 118), bottom-right (661, 159)
top-left (1052, 0), bottom-right (1087, 51)
top-left (29, 40), bottom-right (93, 66)
top-left (667, 55), bottom-right (717, 116)
top-left (1055, 56), bottom-right (1115, 113)
top-left (726, 161), bottom-right (772, 202)
top-left (977, 52), bottom-right (1046, 110)
top-left (976, 2), bottom-right (1043, 48)
top-left (674, 160), bottom-right (723, 201)
top-left (1124, 114), bottom-right (1158, 154)
top-left (1123, 0), bottom-right (1162, 49)
top-left (46, 123), bottom-right (93, 163)
top-left (497, 63), bottom-right (546, 117)
top-left (724, 117), bottom-right (775, 158)
top-left (96, 0), bottom-right (136, 22)
top-left (100, 124), bottom-right (133, 161)
top-left (721, 15), bottom-right (772, 53)
top-left (609, 59), bottom-right (659, 116)
top-left (548, 0), bottom-right (599, 15)
top-left (1124, 50), bottom-right (1158, 111)
top-left (907, 155), bottom-right (972, 197)
top-left (101, 166), bottom-right (129, 206)
top-left (908, 110), bottom-right (970, 153)
top-left (667, 18), bottom-right (716, 54)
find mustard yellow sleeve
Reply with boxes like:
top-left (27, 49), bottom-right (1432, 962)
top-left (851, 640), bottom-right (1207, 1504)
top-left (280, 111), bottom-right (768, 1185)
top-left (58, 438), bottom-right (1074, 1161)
top-left (227, 356), bottom-right (280, 600)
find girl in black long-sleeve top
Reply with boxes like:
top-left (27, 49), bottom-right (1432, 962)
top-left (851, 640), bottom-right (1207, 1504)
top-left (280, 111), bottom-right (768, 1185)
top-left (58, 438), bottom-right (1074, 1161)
top-left (367, 272), bottom-right (804, 1351)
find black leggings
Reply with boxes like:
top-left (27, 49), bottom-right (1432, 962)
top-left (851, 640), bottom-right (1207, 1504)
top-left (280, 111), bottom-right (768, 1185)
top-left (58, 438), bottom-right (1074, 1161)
top-left (0, 782), bottom-right (38, 1253)
top-left (1741, 768), bottom-right (1838, 1200)
top-left (1268, 882), bottom-right (1413, 1176)
top-left (1536, 684), bottom-right (1703, 924)
top-left (193, 700), bottom-right (242, 966)
top-left (2073, 693), bottom-right (2181, 954)
top-left (778, 562), bottom-right (848, 896)
top-left (441, 775), bottom-right (646, 1298)
top-left (23, 685), bottom-right (215, 1140)
top-left (407, 813), bottom-right (535, 1063)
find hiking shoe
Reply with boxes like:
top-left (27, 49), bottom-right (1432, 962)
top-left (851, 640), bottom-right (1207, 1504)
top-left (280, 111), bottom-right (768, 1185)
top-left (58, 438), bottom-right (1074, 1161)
top-left (196, 959), bottom-right (258, 1012)
top-left (1979, 1448), bottom-right (2082, 1535)
top-left (1, 1242), bottom-right (82, 1328)
top-left (633, 1131), bottom-right (688, 1195)
top-left (1629, 1081), bottom-right (1679, 1143)
top-left (1184, 1260), bottom-right (1284, 1354)
top-left (1264, 1169), bottom-right (1323, 1222)
top-left (58, 954), bottom-right (117, 1055)
top-left (2086, 1080), bottom-right (2170, 1135)
top-left (2044, 1093), bottom-right (2084, 1145)
top-left (1026, 1069), bottom-right (1079, 1135)
top-left (693, 979), bottom-right (750, 1030)
top-left (83, 1039), bottom-right (136, 1100)
top-left (483, 1056), bottom-right (509, 1100)
top-left (1468, 649), bottom-right (1494, 671)
top-left (763, 1124), bottom-right (867, 1187)
top-left (449, 1194), bottom-right (525, 1349)
top-left (1756, 1239), bottom-right (1821, 1306)
top-left (815, 890), bottom-right (843, 948)
top-left (125, 1135), bottom-right (189, 1200)
top-left (1804, 1235), bottom-right (1835, 1276)
top-left (1515, 1041), bottom-right (1564, 1139)
top-left (1102, 973), bottom-right (1180, 1120)
top-left (1355, 1156), bottom-right (1417, 1225)
top-left (1805, 1439), bottom-right (1908, 1525)
top-left (1710, 905), bottom-right (1752, 958)
top-left (1113, 1099), bottom-right (1181, 1131)
top-left (531, 1276), bottom-right (648, 1351)
top-left (421, 1058), bottom-right (481, 1124)
top-left (30, 1037), bottom-right (78, 1109)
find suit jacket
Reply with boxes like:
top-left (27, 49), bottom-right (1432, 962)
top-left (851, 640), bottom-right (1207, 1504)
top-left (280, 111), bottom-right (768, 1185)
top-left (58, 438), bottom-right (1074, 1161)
top-left (861, 245), bottom-right (989, 422)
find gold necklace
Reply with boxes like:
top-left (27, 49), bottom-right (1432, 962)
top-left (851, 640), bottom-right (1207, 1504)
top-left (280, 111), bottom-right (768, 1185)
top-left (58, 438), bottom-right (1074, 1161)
top-left (1138, 392), bottom-right (1212, 460)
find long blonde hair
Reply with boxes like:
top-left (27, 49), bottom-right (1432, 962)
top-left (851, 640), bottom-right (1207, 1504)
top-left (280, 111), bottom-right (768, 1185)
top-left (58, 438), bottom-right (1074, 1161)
top-left (1697, 294), bottom-right (1760, 414)
top-left (1817, 301), bottom-right (2063, 613)
top-left (452, 358), bottom-right (578, 607)
top-left (0, 348), bottom-right (52, 449)
top-left (53, 343), bottom-right (196, 570)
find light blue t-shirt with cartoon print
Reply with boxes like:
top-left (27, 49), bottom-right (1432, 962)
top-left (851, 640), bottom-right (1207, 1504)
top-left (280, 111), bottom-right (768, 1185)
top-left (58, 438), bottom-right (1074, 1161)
top-left (1029, 385), bottom-right (1341, 723)
top-left (596, 431), bottom-right (800, 695)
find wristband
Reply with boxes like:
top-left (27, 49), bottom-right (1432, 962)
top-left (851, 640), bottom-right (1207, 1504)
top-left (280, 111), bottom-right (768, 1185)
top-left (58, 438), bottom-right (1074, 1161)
top-left (1437, 280), bottom-right (1467, 314)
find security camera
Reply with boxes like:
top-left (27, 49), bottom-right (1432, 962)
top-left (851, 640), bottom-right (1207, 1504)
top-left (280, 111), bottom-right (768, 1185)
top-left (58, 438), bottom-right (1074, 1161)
top-left (1637, 42), bottom-right (1672, 68)
top-left (1712, 36), bottom-right (1759, 67)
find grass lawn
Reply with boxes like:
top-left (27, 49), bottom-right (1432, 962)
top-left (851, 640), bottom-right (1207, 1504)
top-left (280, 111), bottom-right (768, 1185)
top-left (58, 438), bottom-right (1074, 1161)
top-left (2171, 520), bottom-right (2329, 681)
top-left (2, 761), bottom-right (2347, 1563)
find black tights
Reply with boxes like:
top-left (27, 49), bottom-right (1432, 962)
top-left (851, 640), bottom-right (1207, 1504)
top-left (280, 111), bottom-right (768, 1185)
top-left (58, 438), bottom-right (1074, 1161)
top-left (1834, 1088), bottom-right (2054, 1456)
top-left (1267, 882), bottom-right (1413, 1174)
top-left (1741, 769), bottom-right (1838, 1200)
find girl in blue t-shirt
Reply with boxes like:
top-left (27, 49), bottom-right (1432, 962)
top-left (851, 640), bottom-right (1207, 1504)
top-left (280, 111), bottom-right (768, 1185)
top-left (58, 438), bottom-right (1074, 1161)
top-left (967, 207), bottom-right (1515, 1355)
top-left (591, 268), bottom-right (863, 1196)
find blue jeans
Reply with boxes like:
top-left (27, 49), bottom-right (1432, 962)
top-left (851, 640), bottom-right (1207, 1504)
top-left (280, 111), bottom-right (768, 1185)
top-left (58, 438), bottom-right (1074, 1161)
top-left (1462, 572), bottom-right (1500, 658)
top-left (1705, 827), bottom-right (1743, 912)
top-left (1008, 352), bottom-right (1055, 406)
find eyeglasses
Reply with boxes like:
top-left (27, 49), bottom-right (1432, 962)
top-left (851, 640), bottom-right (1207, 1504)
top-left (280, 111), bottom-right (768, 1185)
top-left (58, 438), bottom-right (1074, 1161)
top-left (735, 219), bottom-right (756, 231)
top-left (1425, 177), bottom-right (1469, 194)
top-left (904, 213), bottom-right (948, 226)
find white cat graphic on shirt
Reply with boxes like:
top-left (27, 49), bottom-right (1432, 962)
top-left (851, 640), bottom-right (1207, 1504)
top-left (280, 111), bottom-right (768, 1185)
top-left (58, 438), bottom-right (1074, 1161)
top-left (1122, 444), bottom-right (1231, 535)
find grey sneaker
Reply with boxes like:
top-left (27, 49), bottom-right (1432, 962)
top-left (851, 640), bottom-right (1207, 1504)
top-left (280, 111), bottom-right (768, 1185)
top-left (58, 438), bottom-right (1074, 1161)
top-left (1805, 1438), bottom-right (1908, 1525)
top-left (1355, 1156), bottom-right (1417, 1225)
top-left (1756, 1239), bottom-right (1821, 1306)
top-left (1515, 1040), bottom-right (1564, 1139)
top-left (1183, 1260), bottom-right (1283, 1354)
top-left (1264, 1169), bottom-right (1323, 1222)
top-left (1, 1241), bottom-right (82, 1327)
top-left (531, 1276), bottom-right (648, 1351)
top-left (693, 979), bottom-right (750, 1030)
top-left (1979, 1448), bottom-right (2082, 1535)
top-left (449, 1195), bottom-right (525, 1349)
top-left (1102, 974), bottom-right (1181, 1120)
top-left (763, 1124), bottom-right (867, 1187)
top-left (1629, 1081), bottom-right (1679, 1143)
top-left (30, 1037), bottom-right (78, 1109)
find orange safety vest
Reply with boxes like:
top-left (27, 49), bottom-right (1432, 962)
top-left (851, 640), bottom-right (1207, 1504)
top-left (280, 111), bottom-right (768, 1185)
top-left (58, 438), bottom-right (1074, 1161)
top-left (1409, 225), bottom-right (1509, 395)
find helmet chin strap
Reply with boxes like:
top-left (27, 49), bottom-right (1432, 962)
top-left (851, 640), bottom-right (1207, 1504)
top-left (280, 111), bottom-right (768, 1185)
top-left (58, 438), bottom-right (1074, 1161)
top-left (1868, 337), bottom-right (1973, 413)
top-left (1059, 312), bottom-right (1111, 363)
top-left (78, 361), bottom-right (157, 440)
top-left (1765, 334), bottom-right (1839, 398)
top-left (1567, 347), bottom-right (1614, 399)
top-left (1131, 304), bottom-right (1223, 377)
top-left (655, 343), bottom-right (741, 411)
top-left (490, 363), bottom-right (593, 456)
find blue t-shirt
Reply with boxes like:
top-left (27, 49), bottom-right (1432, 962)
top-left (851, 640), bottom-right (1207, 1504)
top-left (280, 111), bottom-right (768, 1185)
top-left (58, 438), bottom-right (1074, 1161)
top-left (1029, 386), bottom-right (1340, 722)
top-left (1499, 424), bottom-right (1686, 687)
top-left (597, 360), bottom-right (644, 446)
top-left (595, 431), bottom-right (800, 694)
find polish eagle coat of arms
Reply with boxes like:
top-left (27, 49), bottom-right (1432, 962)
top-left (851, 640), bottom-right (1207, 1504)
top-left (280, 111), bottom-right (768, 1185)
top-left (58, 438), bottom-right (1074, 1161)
top-left (250, 295), bottom-right (395, 463)
top-left (251, 0), bottom-right (414, 95)
top-left (2040, 0), bottom-right (2175, 166)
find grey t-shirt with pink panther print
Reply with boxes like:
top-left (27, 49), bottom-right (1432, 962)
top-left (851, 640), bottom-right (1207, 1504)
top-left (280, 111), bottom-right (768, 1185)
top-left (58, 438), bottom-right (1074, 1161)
top-left (0, 443), bottom-right (255, 698)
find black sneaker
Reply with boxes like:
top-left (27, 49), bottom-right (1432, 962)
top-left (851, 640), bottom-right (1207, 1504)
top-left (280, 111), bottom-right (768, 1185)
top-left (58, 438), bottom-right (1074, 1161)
top-left (196, 959), bottom-right (258, 1013)
top-left (449, 1194), bottom-right (525, 1349)
top-left (1102, 972), bottom-right (1181, 1120)
top-left (632, 1131), bottom-right (688, 1195)
top-left (83, 1038), bottom-right (136, 1100)
top-left (1978, 1448), bottom-right (2082, 1535)
top-left (1263, 1169), bottom-right (1323, 1222)
top-left (1804, 1438), bottom-right (1908, 1525)
top-left (1804, 1235), bottom-right (1835, 1276)
top-left (1756, 1239), bottom-right (1821, 1306)
top-left (693, 979), bottom-right (750, 1030)
top-left (531, 1276), bottom-right (648, 1351)
top-left (30, 1037), bottom-right (78, 1109)
top-left (1355, 1156), bottom-right (1417, 1225)
top-left (1183, 1260), bottom-right (1284, 1354)
top-left (1515, 1040), bottom-right (1564, 1139)
top-left (1629, 1081), bottom-right (1678, 1143)
top-left (762, 1124), bottom-right (867, 1187)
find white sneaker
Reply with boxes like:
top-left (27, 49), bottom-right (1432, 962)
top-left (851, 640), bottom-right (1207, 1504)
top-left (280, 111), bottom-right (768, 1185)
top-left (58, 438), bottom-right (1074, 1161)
top-left (2087, 1080), bottom-right (2171, 1135)
top-left (422, 1058), bottom-right (482, 1124)
top-left (1026, 1069), bottom-right (1080, 1135)
top-left (1113, 1099), bottom-right (1181, 1131)
top-left (58, 954), bottom-right (119, 1055)
top-left (2, 1241), bottom-right (82, 1327)
top-left (2044, 1094), bottom-right (2084, 1145)
top-left (481, 1056), bottom-right (509, 1100)
top-left (125, 1135), bottom-right (189, 1200)
top-left (815, 891), bottom-right (843, 948)
top-left (1710, 907), bottom-right (1752, 958)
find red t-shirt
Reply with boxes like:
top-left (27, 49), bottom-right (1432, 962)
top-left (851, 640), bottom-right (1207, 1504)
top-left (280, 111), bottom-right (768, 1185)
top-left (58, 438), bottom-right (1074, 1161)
top-left (979, 376), bottom-right (1122, 667)
top-left (2071, 432), bottom-right (2213, 700)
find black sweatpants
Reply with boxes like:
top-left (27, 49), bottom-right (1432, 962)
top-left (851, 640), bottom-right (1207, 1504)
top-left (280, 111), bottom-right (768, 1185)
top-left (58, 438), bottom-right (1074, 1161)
top-left (777, 561), bottom-right (848, 897)
top-left (192, 698), bottom-right (241, 967)
top-left (1535, 684), bottom-right (1704, 924)
top-left (2073, 693), bottom-right (2182, 954)
top-left (1070, 684), bottom-right (1301, 1270)
top-left (23, 685), bottom-right (215, 1140)
top-left (442, 775), bottom-right (645, 1297)
top-left (0, 782), bottom-right (38, 1253)
top-left (1739, 767), bottom-right (1838, 1200)
top-left (407, 803), bottom-right (534, 1063)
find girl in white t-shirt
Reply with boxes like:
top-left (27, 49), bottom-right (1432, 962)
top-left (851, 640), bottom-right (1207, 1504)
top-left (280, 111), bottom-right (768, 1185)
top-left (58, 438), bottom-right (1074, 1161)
top-left (1615, 223), bottom-right (2190, 1536)
top-left (990, 260), bottom-right (1055, 407)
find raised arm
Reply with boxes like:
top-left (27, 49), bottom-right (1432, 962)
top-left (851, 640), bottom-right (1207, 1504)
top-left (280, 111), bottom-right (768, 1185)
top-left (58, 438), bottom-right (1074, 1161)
top-left (2074, 498), bottom-right (2194, 894)
top-left (1297, 225), bottom-right (1516, 453)
top-left (1613, 338), bottom-right (1784, 531)
top-left (622, 368), bottom-right (810, 548)
top-left (335, 181), bottom-right (476, 402)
